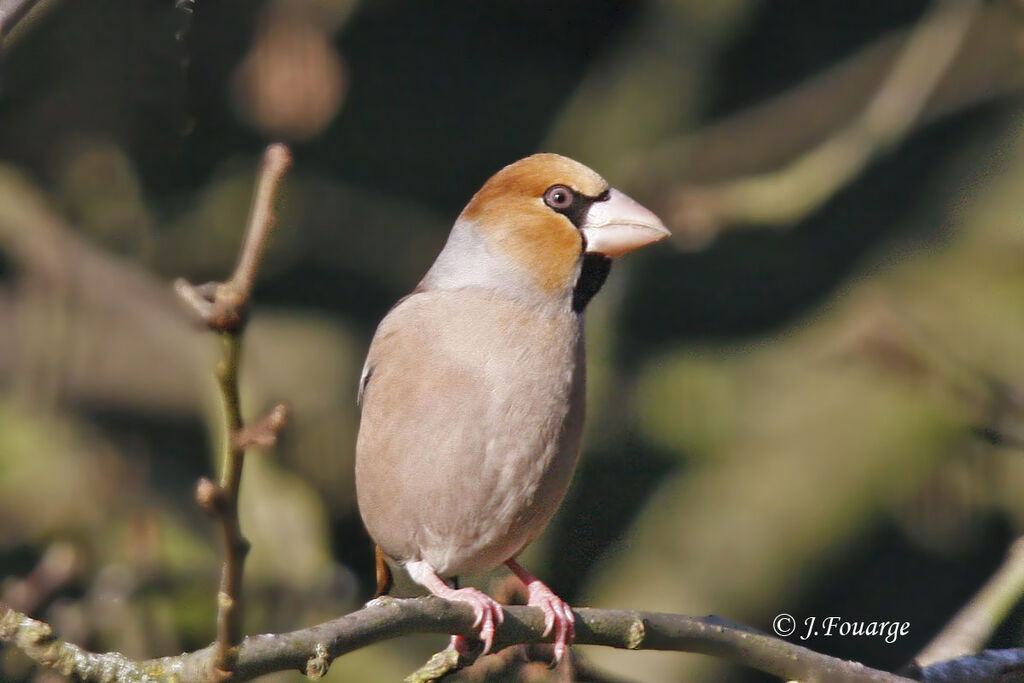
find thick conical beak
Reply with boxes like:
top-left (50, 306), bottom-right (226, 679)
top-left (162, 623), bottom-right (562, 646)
top-left (580, 188), bottom-right (671, 257)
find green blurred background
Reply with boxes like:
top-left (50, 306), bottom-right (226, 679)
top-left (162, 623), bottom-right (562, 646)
top-left (2, 0), bottom-right (1024, 680)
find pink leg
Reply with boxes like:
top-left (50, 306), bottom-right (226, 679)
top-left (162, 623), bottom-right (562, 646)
top-left (407, 561), bottom-right (505, 655)
top-left (505, 559), bottom-right (575, 664)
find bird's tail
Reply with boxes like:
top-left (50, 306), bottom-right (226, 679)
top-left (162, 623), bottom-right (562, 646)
top-left (374, 544), bottom-right (392, 597)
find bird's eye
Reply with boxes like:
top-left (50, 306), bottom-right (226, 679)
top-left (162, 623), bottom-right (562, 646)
top-left (543, 185), bottom-right (575, 211)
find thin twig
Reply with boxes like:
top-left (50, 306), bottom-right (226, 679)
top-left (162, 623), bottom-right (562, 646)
top-left (663, 0), bottom-right (984, 247)
top-left (210, 330), bottom-right (248, 677)
top-left (914, 536), bottom-right (1024, 667)
top-left (175, 143), bottom-right (291, 332)
top-left (230, 143), bottom-right (291, 302)
top-left (233, 403), bottom-right (289, 450)
top-left (174, 143), bottom-right (292, 678)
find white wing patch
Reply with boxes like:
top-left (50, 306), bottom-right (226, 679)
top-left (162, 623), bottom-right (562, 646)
top-left (357, 362), bottom-right (373, 405)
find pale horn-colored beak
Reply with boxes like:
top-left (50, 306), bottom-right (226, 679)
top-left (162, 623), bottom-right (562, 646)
top-left (580, 188), bottom-right (671, 257)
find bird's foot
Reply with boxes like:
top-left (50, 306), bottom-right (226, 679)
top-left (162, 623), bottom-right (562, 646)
top-left (432, 584), bottom-right (505, 654)
top-left (405, 562), bottom-right (506, 656)
top-left (524, 580), bottom-right (575, 664)
top-left (506, 559), bottom-right (575, 665)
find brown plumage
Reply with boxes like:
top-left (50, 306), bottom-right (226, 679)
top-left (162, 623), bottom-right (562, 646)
top-left (355, 153), bottom-right (669, 661)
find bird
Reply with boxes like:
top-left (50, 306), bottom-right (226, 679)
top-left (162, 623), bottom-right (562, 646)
top-left (354, 152), bottom-right (669, 663)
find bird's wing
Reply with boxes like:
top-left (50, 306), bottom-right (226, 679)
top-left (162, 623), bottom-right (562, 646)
top-left (355, 291), bottom-right (501, 564)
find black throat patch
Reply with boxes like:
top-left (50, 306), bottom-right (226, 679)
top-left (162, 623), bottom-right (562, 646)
top-left (572, 253), bottom-right (611, 313)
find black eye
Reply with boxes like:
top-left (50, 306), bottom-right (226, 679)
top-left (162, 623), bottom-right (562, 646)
top-left (544, 184), bottom-right (575, 211)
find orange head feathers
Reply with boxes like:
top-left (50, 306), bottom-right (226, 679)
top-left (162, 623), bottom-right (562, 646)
top-left (420, 153), bottom-right (669, 309)
top-left (459, 154), bottom-right (607, 294)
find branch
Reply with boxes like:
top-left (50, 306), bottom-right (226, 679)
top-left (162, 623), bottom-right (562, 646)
top-left (833, 298), bottom-right (1024, 446)
top-left (914, 536), bottom-right (1024, 668)
top-left (658, 0), bottom-right (997, 247)
top-left (207, 329), bottom-right (249, 678)
top-left (2, 597), bottom-right (920, 683)
top-left (0, 543), bottom-right (80, 615)
top-left (913, 649), bottom-right (1024, 682)
top-left (174, 143), bottom-right (291, 333)
top-left (230, 144), bottom-right (291, 304)
top-left (175, 143), bottom-right (292, 678)
top-left (9, 596), bottom-right (1024, 683)
top-left (233, 403), bottom-right (289, 450)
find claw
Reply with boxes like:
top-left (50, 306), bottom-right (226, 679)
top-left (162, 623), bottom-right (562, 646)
top-left (431, 584), bottom-right (503, 654)
top-left (527, 582), bottom-right (574, 664)
top-left (542, 609), bottom-right (554, 637)
top-left (506, 559), bottom-right (575, 666)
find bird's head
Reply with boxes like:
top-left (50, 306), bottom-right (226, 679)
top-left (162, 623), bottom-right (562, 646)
top-left (421, 153), bottom-right (669, 310)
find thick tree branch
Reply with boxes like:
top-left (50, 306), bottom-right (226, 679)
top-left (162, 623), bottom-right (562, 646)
top-left (1, 598), bottom-right (915, 683)
top-left (8, 597), bottom-right (1024, 683)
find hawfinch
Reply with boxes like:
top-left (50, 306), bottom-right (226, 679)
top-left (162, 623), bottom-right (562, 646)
top-left (355, 153), bottom-right (669, 662)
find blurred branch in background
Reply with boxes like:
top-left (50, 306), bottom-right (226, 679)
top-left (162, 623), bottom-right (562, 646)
top-left (914, 536), bottom-right (1024, 669)
top-left (833, 298), bottom-right (1024, 450)
top-left (0, 545), bottom-right (81, 618)
top-left (661, 0), bottom-right (980, 245)
top-left (0, 160), bottom-right (209, 415)
top-left (646, 0), bottom-right (1022, 248)
top-left (545, 0), bottom-right (752, 178)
